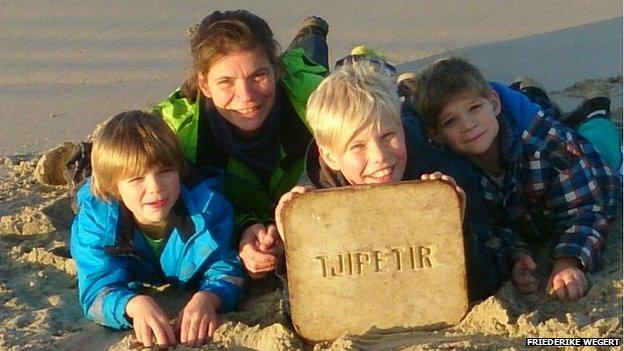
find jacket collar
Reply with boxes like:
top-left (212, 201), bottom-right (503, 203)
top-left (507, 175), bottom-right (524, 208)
top-left (104, 195), bottom-right (196, 257)
top-left (164, 197), bottom-right (196, 242)
top-left (496, 111), bottom-right (523, 168)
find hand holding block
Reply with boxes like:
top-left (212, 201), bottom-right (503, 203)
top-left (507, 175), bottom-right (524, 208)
top-left (282, 180), bottom-right (469, 341)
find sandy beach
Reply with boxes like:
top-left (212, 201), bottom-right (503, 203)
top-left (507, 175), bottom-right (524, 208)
top-left (0, 1), bottom-right (622, 350)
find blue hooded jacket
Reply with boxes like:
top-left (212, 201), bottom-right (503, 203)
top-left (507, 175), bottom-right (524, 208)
top-left (70, 176), bottom-right (246, 330)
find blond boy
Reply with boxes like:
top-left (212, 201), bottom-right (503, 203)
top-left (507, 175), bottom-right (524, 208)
top-left (276, 59), bottom-right (512, 303)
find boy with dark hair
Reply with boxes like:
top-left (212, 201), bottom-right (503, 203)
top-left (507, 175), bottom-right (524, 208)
top-left (411, 57), bottom-right (621, 302)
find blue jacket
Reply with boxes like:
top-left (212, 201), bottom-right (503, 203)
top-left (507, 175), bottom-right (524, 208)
top-left (70, 176), bottom-right (247, 330)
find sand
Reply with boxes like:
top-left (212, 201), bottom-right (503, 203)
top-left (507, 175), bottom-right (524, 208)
top-left (0, 131), bottom-right (622, 350)
top-left (0, 1), bottom-right (622, 350)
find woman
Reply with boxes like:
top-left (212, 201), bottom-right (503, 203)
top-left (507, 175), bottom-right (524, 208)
top-left (149, 10), bottom-right (329, 278)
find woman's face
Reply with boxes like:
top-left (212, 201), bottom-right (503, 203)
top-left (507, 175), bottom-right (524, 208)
top-left (198, 48), bottom-right (276, 133)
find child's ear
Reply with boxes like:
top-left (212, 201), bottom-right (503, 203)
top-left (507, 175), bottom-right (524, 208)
top-left (426, 126), bottom-right (446, 146)
top-left (197, 72), bottom-right (212, 98)
top-left (488, 90), bottom-right (502, 115)
top-left (319, 145), bottom-right (341, 172)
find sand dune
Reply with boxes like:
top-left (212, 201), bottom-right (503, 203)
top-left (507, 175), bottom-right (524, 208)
top-left (0, 1), bottom-right (621, 156)
top-left (399, 17), bottom-right (623, 112)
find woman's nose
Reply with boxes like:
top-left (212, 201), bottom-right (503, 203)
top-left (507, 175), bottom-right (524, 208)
top-left (460, 113), bottom-right (478, 132)
top-left (368, 141), bottom-right (389, 163)
top-left (145, 175), bottom-right (163, 194)
top-left (235, 80), bottom-right (257, 102)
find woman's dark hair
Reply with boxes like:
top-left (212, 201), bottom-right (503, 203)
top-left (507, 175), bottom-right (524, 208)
top-left (181, 10), bottom-right (281, 101)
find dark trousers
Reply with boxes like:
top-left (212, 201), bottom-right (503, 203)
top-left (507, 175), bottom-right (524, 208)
top-left (287, 33), bottom-right (329, 70)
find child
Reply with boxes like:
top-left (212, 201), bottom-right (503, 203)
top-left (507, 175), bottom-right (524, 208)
top-left (410, 57), bottom-right (622, 302)
top-left (276, 58), bottom-right (513, 305)
top-left (70, 111), bottom-right (246, 348)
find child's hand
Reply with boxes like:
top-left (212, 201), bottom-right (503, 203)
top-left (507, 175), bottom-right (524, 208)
top-left (275, 186), bottom-right (312, 240)
top-left (125, 294), bottom-right (176, 348)
top-left (175, 291), bottom-right (221, 347)
top-left (256, 223), bottom-right (283, 253)
top-left (239, 223), bottom-right (283, 279)
top-left (511, 254), bottom-right (538, 294)
top-left (546, 257), bottom-right (587, 302)
top-left (421, 172), bottom-right (466, 219)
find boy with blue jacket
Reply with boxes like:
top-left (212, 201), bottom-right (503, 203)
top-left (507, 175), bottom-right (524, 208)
top-left (70, 111), bottom-right (246, 348)
top-left (410, 57), bottom-right (622, 302)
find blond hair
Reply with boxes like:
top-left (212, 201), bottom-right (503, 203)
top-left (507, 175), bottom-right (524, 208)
top-left (91, 111), bottom-right (186, 201)
top-left (306, 60), bottom-right (400, 153)
top-left (410, 57), bottom-right (493, 129)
